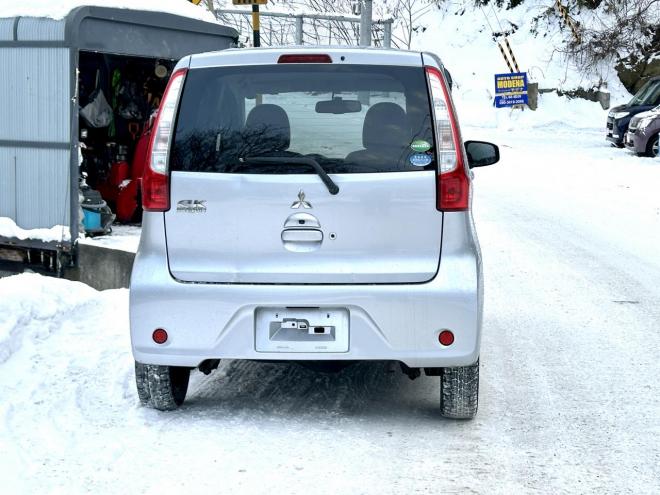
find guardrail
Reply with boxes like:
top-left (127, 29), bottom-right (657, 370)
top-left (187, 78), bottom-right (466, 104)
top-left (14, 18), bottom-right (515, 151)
top-left (214, 9), bottom-right (393, 47)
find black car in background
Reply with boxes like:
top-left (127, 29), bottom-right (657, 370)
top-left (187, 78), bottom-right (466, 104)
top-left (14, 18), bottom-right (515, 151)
top-left (607, 76), bottom-right (660, 146)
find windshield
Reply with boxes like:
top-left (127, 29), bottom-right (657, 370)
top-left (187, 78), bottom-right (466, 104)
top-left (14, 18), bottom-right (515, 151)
top-left (171, 64), bottom-right (436, 174)
top-left (629, 80), bottom-right (660, 106)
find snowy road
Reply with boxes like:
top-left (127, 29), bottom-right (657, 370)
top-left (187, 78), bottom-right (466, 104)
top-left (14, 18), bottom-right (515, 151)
top-left (1, 127), bottom-right (659, 494)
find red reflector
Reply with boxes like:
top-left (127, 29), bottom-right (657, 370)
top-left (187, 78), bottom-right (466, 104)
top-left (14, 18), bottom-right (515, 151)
top-left (278, 54), bottom-right (332, 64)
top-left (438, 330), bottom-right (454, 346)
top-left (152, 328), bottom-right (168, 344)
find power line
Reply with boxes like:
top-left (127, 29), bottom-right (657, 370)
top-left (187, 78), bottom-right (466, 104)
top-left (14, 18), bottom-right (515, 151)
top-left (489, 3), bottom-right (505, 33)
top-left (478, 5), bottom-right (497, 36)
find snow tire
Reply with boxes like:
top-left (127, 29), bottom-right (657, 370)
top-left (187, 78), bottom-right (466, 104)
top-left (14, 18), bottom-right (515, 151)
top-left (440, 360), bottom-right (479, 419)
top-left (135, 361), bottom-right (151, 406)
top-left (134, 361), bottom-right (191, 411)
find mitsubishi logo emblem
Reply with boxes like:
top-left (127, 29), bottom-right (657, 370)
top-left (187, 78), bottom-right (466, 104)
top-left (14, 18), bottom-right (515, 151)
top-left (291, 190), bottom-right (312, 209)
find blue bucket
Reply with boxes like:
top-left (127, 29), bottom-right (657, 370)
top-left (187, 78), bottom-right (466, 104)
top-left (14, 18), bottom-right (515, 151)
top-left (82, 208), bottom-right (101, 230)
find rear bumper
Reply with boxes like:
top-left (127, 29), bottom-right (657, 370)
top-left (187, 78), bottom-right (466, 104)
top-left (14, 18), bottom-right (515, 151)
top-left (130, 212), bottom-right (483, 369)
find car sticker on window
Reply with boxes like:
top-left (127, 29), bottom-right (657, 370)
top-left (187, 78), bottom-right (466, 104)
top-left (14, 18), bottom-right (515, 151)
top-left (409, 153), bottom-right (433, 166)
top-left (410, 139), bottom-right (432, 152)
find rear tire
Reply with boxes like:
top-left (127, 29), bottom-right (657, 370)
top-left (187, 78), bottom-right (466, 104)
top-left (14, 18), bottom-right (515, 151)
top-left (645, 133), bottom-right (659, 157)
top-left (134, 362), bottom-right (191, 411)
top-left (440, 360), bottom-right (479, 419)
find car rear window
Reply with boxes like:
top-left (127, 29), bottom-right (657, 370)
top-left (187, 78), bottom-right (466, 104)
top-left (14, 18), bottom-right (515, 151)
top-left (171, 64), bottom-right (436, 174)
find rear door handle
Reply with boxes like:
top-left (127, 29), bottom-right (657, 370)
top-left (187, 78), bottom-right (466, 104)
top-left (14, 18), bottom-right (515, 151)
top-left (281, 229), bottom-right (323, 243)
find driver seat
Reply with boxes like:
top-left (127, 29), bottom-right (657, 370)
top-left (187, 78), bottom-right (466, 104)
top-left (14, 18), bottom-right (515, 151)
top-left (243, 104), bottom-right (296, 156)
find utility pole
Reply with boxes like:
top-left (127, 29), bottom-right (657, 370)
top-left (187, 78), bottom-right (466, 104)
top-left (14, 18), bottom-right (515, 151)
top-left (231, 0), bottom-right (266, 47)
top-left (359, 0), bottom-right (372, 46)
top-left (252, 3), bottom-right (260, 47)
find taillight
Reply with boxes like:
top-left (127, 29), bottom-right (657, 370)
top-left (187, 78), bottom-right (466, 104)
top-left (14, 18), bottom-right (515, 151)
top-left (142, 68), bottom-right (187, 211)
top-left (426, 66), bottom-right (469, 212)
top-left (277, 54), bottom-right (333, 63)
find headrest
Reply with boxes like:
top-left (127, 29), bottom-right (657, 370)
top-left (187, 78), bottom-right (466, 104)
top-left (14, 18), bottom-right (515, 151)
top-left (245, 104), bottom-right (291, 151)
top-left (362, 102), bottom-right (409, 149)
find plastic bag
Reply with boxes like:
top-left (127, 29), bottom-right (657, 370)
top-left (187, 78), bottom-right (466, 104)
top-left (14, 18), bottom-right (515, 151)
top-left (80, 70), bottom-right (113, 128)
top-left (80, 88), bottom-right (113, 128)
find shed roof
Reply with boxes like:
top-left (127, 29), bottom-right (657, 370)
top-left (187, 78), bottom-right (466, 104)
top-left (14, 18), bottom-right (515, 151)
top-left (0, 6), bottom-right (238, 60)
top-left (0, 0), bottom-right (217, 22)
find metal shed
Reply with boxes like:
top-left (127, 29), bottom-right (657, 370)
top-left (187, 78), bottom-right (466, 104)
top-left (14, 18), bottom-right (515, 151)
top-left (0, 6), bottom-right (237, 269)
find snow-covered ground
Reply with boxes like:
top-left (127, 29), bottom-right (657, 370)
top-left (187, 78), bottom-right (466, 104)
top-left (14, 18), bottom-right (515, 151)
top-left (0, 220), bottom-right (140, 252)
top-left (77, 224), bottom-right (142, 253)
top-left (0, 217), bottom-right (70, 244)
top-left (1, 123), bottom-right (658, 494)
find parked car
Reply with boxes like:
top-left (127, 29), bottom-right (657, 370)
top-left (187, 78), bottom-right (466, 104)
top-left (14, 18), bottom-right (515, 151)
top-left (625, 105), bottom-right (660, 157)
top-left (130, 47), bottom-right (499, 418)
top-left (607, 76), bottom-right (660, 146)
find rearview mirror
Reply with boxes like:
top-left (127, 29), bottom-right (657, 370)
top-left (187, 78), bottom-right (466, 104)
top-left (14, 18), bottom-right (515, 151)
top-left (315, 98), bottom-right (362, 114)
top-left (465, 141), bottom-right (499, 168)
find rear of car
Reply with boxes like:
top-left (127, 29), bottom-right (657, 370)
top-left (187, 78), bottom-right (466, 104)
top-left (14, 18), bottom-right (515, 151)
top-left (130, 47), bottom-right (494, 418)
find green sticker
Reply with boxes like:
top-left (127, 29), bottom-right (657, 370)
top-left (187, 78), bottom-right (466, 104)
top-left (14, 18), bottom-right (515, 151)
top-left (411, 140), bottom-right (431, 152)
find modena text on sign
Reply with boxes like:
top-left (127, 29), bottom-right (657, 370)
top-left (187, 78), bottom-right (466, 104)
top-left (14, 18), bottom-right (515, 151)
top-left (232, 0), bottom-right (268, 4)
top-left (494, 72), bottom-right (528, 108)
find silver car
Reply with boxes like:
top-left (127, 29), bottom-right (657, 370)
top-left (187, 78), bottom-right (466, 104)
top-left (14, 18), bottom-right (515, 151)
top-left (625, 106), bottom-right (660, 157)
top-left (130, 47), bottom-right (499, 418)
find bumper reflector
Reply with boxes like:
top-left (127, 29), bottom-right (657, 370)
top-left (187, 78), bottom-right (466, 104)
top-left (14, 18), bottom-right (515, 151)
top-left (152, 328), bottom-right (168, 344)
top-left (438, 329), bottom-right (454, 346)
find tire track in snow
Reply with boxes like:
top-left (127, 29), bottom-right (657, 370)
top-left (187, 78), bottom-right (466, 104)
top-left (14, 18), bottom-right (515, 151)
top-left (473, 152), bottom-right (660, 492)
top-left (189, 359), bottom-right (416, 418)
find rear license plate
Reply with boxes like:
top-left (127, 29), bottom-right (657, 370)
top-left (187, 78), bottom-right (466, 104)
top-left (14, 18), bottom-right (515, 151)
top-left (255, 307), bottom-right (349, 353)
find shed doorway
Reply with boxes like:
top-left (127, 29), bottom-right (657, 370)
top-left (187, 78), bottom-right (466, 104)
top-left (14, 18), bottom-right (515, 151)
top-left (78, 51), bottom-right (176, 232)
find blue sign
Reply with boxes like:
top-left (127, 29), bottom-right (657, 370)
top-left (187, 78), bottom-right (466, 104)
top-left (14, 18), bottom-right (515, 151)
top-left (494, 72), bottom-right (528, 108)
top-left (495, 93), bottom-right (529, 107)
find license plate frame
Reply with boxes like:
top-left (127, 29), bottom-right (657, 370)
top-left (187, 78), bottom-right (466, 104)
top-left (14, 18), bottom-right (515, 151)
top-left (255, 307), bottom-right (349, 353)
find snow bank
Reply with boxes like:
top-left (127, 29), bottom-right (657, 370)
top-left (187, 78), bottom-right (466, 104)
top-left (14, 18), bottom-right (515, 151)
top-left (0, 217), bottom-right (70, 243)
top-left (0, 0), bottom-right (217, 22)
top-left (0, 274), bottom-right (131, 493)
top-left (0, 273), bottom-right (97, 364)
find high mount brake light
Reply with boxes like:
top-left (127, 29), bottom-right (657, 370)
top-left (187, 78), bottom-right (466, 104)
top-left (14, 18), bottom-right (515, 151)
top-left (142, 68), bottom-right (187, 212)
top-left (278, 54), bottom-right (333, 64)
top-left (425, 66), bottom-right (469, 212)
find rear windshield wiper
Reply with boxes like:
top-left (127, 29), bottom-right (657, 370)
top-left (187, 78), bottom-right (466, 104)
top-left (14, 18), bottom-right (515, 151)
top-left (241, 156), bottom-right (340, 195)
